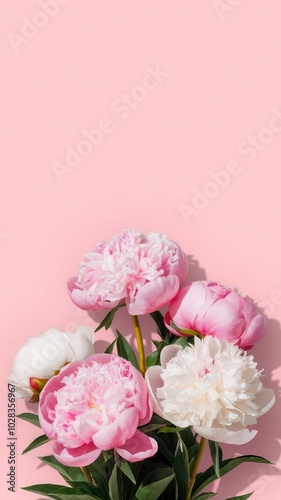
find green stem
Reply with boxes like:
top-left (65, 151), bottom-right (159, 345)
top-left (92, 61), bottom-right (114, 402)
top-left (80, 466), bottom-right (93, 484)
top-left (186, 437), bottom-right (207, 500)
top-left (131, 315), bottom-right (146, 376)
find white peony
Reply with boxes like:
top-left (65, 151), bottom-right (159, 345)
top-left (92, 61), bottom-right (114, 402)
top-left (8, 326), bottom-right (94, 401)
top-left (145, 336), bottom-right (275, 444)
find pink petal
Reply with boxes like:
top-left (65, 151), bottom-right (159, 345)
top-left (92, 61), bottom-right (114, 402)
top-left (170, 247), bottom-right (188, 284)
top-left (116, 430), bottom-right (158, 462)
top-left (53, 440), bottom-right (101, 466)
top-left (93, 408), bottom-right (139, 449)
top-left (200, 299), bottom-right (244, 342)
top-left (238, 314), bottom-right (266, 349)
top-left (67, 277), bottom-right (120, 311)
top-left (138, 392), bottom-right (154, 426)
top-left (127, 275), bottom-right (180, 315)
top-left (169, 282), bottom-right (209, 330)
top-left (193, 425), bottom-right (257, 445)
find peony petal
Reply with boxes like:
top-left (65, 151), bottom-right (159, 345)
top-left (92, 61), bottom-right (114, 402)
top-left (138, 392), bottom-right (154, 426)
top-left (254, 388), bottom-right (276, 417)
top-left (160, 345), bottom-right (183, 369)
top-left (145, 366), bottom-right (165, 418)
top-left (193, 425), bottom-right (257, 445)
top-left (200, 299), bottom-right (244, 342)
top-left (238, 314), bottom-right (266, 350)
top-left (116, 430), bottom-right (158, 462)
top-left (168, 282), bottom-right (209, 330)
top-left (93, 408), bottom-right (139, 449)
top-left (53, 440), bottom-right (101, 466)
top-left (169, 247), bottom-right (188, 284)
top-left (127, 275), bottom-right (180, 315)
top-left (67, 277), bottom-right (120, 311)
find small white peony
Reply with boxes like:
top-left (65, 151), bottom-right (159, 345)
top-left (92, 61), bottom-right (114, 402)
top-left (145, 336), bottom-right (275, 445)
top-left (8, 326), bottom-right (94, 401)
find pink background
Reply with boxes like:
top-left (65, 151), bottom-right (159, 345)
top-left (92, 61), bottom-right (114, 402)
top-left (1, 1), bottom-right (280, 498)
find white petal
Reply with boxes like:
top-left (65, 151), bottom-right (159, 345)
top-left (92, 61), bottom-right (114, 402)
top-left (194, 425), bottom-right (257, 445)
top-left (255, 388), bottom-right (275, 417)
top-left (145, 366), bottom-right (165, 418)
top-left (160, 345), bottom-right (183, 369)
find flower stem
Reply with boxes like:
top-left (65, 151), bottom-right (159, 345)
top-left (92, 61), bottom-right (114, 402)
top-left (80, 466), bottom-right (92, 484)
top-left (131, 315), bottom-right (146, 376)
top-left (186, 437), bottom-right (207, 500)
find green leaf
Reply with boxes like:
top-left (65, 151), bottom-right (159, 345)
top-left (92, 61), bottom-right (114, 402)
top-left (38, 456), bottom-right (85, 483)
top-left (171, 336), bottom-right (194, 348)
top-left (135, 468), bottom-right (175, 500)
top-left (95, 304), bottom-right (125, 332)
top-left (88, 455), bottom-right (110, 499)
top-left (116, 330), bottom-right (139, 369)
top-left (17, 412), bottom-right (41, 428)
top-left (225, 494), bottom-right (253, 500)
top-left (150, 311), bottom-right (170, 342)
top-left (22, 434), bottom-right (49, 454)
top-left (68, 481), bottom-right (108, 498)
top-left (174, 435), bottom-right (189, 500)
top-left (146, 350), bottom-right (160, 368)
top-left (191, 455), bottom-right (271, 498)
top-left (109, 464), bottom-right (119, 500)
top-left (192, 493), bottom-right (217, 500)
top-left (116, 456), bottom-right (136, 484)
top-left (208, 441), bottom-right (222, 478)
top-left (150, 434), bottom-right (176, 465)
top-left (105, 339), bottom-right (117, 354)
top-left (22, 483), bottom-right (102, 500)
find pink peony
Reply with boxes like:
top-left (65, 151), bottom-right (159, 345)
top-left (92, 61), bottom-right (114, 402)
top-left (67, 229), bottom-right (188, 315)
top-left (38, 353), bottom-right (157, 466)
top-left (165, 281), bottom-right (266, 350)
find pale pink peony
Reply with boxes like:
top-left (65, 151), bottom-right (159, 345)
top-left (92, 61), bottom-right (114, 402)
top-left (38, 353), bottom-right (157, 466)
top-left (145, 337), bottom-right (275, 445)
top-left (165, 281), bottom-right (266, 349)
top-left (67, 229), bottom-right (188, 315)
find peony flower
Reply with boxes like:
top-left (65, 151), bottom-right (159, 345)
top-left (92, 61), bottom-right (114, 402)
top-left (165, 280), bottom-right (266, 349)
top-left (145, 337), bottom-right (275, 445)
top-left (8, 327), bottom-right (94, 401)
top-left (67, 229), bottom-right (188, 315)
top-left (38, 353), bottom-right (158, 466)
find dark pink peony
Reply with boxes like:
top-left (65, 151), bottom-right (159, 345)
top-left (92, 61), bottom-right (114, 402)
top-left (165, 281), bottom-right (266, 349)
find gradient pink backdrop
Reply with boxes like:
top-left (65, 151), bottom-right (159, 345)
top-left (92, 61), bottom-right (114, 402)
top-left (1, 1), bottom-right (280, 499)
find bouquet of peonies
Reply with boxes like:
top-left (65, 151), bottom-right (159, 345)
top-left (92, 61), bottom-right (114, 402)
top-left (9, 229), bottom-right (275, 500)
